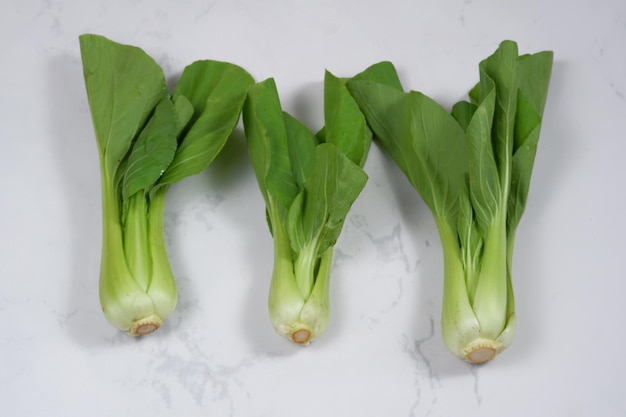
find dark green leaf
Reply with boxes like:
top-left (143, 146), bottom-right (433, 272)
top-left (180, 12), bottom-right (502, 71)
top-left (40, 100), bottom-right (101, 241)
top-left (351, 61), bottom-right (404, 91)
top-left (468, 83), bottom-right (480, 104)
top-left (479, 40), bottom-right (519, 182)
top-left (159, 60), bottom-right (254, 185)
top-left (507, 92), bottom-right (542, 232)
top-left (121, 97), bottom-right (177, 201)
top-left (517, 51), bottom-right (554, 116)
top-left (451, 100), bottom-right (477, 131)
top-left (347, 81), bottom-right (412, 175)
top-left (173, 94), bottom-right (194, 136)
top-left (299, 143), bottom-right (368, 254)
top-left (284, 112), bottom-right (318, 188)
top-left (242, 78), bottom-right (299, 209)
top-left (79, 34), bottom-right (166, 178)
top-left (348, 80), bottom-right (466, 222)
top-left (465, 75), bottom-right (501, 234)
top-left (323, 70), bottom-right (372, 168)
top-left (508, 50), bottom-right (553, 232)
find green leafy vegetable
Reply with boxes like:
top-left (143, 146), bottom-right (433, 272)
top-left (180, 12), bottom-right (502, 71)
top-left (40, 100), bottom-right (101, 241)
top-left (347, 41), bottom-right (553, 362)
top-left (242, 72), bottom-right (371, 344)
top-left (80, 34), bottom-right (253, 335)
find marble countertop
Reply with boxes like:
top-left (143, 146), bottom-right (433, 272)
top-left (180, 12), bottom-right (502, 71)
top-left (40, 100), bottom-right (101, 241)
top-left (2, 0), bottom-right (625, 415)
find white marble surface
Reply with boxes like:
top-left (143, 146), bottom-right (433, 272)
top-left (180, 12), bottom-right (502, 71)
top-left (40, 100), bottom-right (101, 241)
top-left (1, 0), bottom-right (625, 415)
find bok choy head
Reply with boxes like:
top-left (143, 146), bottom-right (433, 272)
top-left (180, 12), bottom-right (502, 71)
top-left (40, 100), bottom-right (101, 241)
top-left (80, 34), bottom-right (253, 335)
top-left (347, 41), bottom-right (553, 362)
top-left (242, 72), bottom-right (371, 345)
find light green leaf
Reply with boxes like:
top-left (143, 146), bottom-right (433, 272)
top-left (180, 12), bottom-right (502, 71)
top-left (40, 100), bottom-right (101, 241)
top-left (287, 191), bottom-right (306, 253)
top-left (457, 176), bottom-right (483, 301)
top-left (121, 97), bottom-right (178, 202)
top-left (159, 60), bottom-right (254, 185)
top-left (79, 34), bottom-right (166, 178)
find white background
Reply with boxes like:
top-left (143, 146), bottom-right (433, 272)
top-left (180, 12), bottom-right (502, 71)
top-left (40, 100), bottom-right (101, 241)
top-left (1, 0), bottom-right (625, 415)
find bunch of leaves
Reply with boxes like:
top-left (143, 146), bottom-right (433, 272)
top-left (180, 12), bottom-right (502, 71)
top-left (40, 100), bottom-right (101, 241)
top-left (347, 41), bottom-right (553, 362)
top-left (80, 34), bottom-right (254, 335)
top-left (242, 71), bottom-right (371, 344)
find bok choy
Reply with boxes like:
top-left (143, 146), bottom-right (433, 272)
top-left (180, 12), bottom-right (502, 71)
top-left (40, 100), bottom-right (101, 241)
top-left (347, 41), bottom-right (553, 362)
top-left (242, 72), bottom-right (371, 344)
top-left (80, 34), bottom-right (253, 335)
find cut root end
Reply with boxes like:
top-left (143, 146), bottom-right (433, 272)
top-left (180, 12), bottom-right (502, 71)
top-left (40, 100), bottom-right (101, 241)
top-left (127, 314), bottom-right (163, 336)
top-left (465, 346), bottom-right (497, 363)
top-left (291, 328), bottom-right (312, 345)
top-left (461, 338), bottom-right (502, 363)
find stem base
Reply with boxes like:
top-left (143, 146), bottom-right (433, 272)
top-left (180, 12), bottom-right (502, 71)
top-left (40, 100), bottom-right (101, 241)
top-left (127, 314), bottom-right (163, 336)
top-left (462, 338), bottom-right (501, 363)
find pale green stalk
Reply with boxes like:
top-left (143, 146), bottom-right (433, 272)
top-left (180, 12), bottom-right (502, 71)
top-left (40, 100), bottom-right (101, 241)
top-left (99, 176), bottom-right (175, 335)
top-left (267, 198), bottom-right (332, 344)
